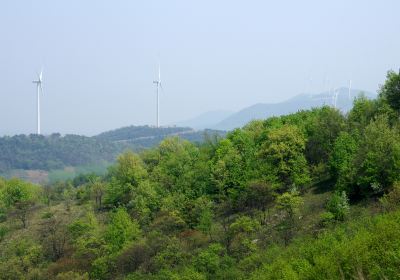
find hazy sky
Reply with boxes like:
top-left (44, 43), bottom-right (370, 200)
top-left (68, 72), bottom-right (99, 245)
top-left (1, 0), bottom-right (399, 136)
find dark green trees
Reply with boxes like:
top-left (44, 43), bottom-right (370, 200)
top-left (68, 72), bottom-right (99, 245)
top-left (380, 70), bottom-right (400, 113)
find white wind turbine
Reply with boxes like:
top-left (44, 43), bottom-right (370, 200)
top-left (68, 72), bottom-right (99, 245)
top-left (332, 87), bottom-right (339, 109)
top-left (348, 79), bottom-right (352, 100)
top-left (153, 64), bottom-right (162, 128)
top-left (32, 69), bottom-right (43, 134)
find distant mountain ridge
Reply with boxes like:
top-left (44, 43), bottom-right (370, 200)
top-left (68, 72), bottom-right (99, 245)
top-left (213, 88), bottom-right (376, 130)
top-left (95, 125), bottom-right (225, 150)
top-left (95, 125), bottom-right (194, 142)
top-left (175, 110), bottom-right (234, 129)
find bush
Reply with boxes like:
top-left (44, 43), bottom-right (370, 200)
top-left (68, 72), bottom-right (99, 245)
top-left (0, 225), bottom-right (8, 242)
top-left (326, 191), bottom-right (350, 221)
top-left (319, 212), bottom-right (336, 227)
top-left (380, 182), bottom-right (400, 212)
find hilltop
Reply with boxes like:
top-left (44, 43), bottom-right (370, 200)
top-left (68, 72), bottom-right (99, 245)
top-left (181, 88), bottom-right (376, 131)
top-left (0, 126), bottom-right (225, 182)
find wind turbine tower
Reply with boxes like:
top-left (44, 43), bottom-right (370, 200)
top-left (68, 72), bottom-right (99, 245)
top-left (348, 79), bottom-right (352, 100)
top-left (333, 87), bottom-right (340, 109)
top-left (153, 65), bottom-right (162, 128)
top-left (32, 70), bottom-right (43, 134)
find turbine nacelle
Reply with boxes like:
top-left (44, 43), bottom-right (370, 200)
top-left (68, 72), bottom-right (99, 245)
top-left (32, 70), bottom-right (43, 84)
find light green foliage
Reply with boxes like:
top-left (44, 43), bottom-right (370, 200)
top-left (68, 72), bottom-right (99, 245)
top-left (326, 191), bottom-right (350, 221)
top-left (150, 210), bottom-right (186, 235)
top-left (276, 189), bottom-right (303, 219)
top-left (192, 196), bottom-right (214, 236)
top-left (90, 178), bottom-right (106, 209)
top-left (211, 138), bottom-right (245, 199)
top-left (104, 207), bottom-right (141, 252)
top-left (55, 271), bottom-right (89, 280)
top-left (276, 189), bottom-right (304, 245)
top-left (259, 125), bottom-right (310, 189)
top-left (194, 243), bottom-right (233, 276)
top-left (227, 129), bottom-right (258, 179)
top-left (128, 180), bottom-right (160, 225)
top-left (0, 178), bottom-right (39, 208)
top-left (319, 211), bottom-right (336, 227)
top-left (62, 183), bottom-right (75, 211)
top-left (110, 150), bottom-right (148, 186)
top-left (0, 239), bottom-right (43, 280)
top-left (250, 210), bottom-right (400, 280)
top-left (354, 115), bottom-right (400, 195)
top-left (152, 239), bottom-right (186, 271)
top-left (229, 216), bottom-right (261, 257)
top-left (0, 178), bottom-right (41, 227)
top-left (329, 132), bottom-right (357, 192)
top-left (152, 137), bottom-right (201, 196)
top-left (106, 151), bottom-right (148, 206)
top-left (125, 267), bottom-right (206, 280)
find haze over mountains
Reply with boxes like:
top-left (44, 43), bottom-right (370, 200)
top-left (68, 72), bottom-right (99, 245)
top-left (0, 87), bottom-right (376, 183)
top-left (180, 87), bottom-right (376, 130)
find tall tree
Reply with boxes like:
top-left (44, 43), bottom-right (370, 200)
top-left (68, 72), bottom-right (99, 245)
top-left (259, 125), bottom-right (310, 190)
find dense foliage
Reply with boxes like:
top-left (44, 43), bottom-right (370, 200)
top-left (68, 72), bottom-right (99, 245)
top-left (0, 127), bottom-right (225, 173)
top-left (0, 134), bottom-right (120, 172)
top-left (1, 71), bottom-right (400, 279)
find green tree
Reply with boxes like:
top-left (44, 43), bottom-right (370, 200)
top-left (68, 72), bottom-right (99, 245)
top-left (348, 95), bottom-right (379, 133)
top-left (228, 216), bottom-right (261, 257)
top-left (259, 125), bottom-right (310, 189)
top-left (104, 207), bottom-right (141, 252)
top-left (276, 189), bottom-right (303, 245)
top-left (329, 132), bottom-right (358, 192)
top-left (194, 243), bottom-right (233, 276)
top-left (106, 151), bottom-right (148, 206)
top-left (305, 107), bottom-right (346, 165)
top-left (0, 178), bottom-right (40, 228)
top-left (211, 138), bottom-right (245, 200)
top-left (241, 181), bottom-right (276, 224)
top-left (354, 115), bottom-right (400, 196)
top-left (90, 179), bottom-right (106, 210)
top-left (128, 180), bottom-right (160, 225)
top-left (152, 137), bottom-right (203, 197)
top-left (326, 191), bottom-right (350, 221)
top-left (380, 70), bottom-right (400, 113)
top-left (192, 196), bottom-right (214, 238)
top-left (110, 150), bottom-right (148, 186)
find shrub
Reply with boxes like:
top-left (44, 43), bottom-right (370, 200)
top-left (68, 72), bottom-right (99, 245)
top-left (326, 191), bottom-right (350, 221)
top-left (380, 182), bottom-right (400, 212)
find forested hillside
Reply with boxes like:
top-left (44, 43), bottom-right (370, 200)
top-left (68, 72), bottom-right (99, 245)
top-left (0, 127), bottom-right (224, 175)
top-left (0, 134), bottom-right (120, 172)
top-left (1, 70), bottom-right (400, 280)
top-left (95, 125), bottom-right (193, 142)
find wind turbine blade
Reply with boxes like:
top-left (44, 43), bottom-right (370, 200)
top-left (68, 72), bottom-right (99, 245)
top-left (159, 82), bottom-right (163, 91)
top-left (40, 83), bottom-right (43, 94)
